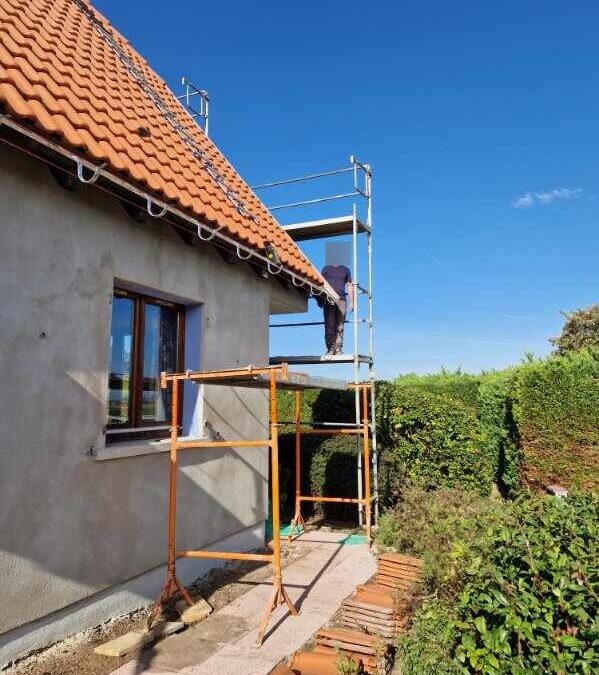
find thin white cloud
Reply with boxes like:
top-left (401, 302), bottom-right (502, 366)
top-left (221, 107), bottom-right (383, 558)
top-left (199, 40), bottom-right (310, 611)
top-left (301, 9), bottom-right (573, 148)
top-left (512, 193), bottom-right (535, 209)
top-left (511, 187), bottom-right (583, 209)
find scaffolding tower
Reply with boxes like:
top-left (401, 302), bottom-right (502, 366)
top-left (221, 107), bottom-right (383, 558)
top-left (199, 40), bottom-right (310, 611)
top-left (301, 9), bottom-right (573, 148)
top-left (254, 156), bottom-right (378, 526)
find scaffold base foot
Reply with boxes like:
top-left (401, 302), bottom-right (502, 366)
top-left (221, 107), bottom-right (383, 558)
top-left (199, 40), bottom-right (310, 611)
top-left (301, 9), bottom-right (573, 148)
top-left (256, 577), bottom-right (298, 646)
top-left (147, 570), bottom-right (194, 630)
top-left (287, 508), bottom-right (307, 542)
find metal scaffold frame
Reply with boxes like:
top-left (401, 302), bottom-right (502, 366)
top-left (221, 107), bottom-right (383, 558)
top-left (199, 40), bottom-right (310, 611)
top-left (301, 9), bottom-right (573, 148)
top-left (148, 364), bottom-right (297, 646)
top-left (288, 383), bottom-right (373, 542)
top-left (255, 156), bottom-right (378, 526)
top-left (147, 363), bottom-right (374, 645)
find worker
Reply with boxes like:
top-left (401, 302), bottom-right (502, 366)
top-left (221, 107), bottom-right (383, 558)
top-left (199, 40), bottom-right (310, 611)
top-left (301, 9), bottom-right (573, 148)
top-left (321, 263), bottom-right (353, 355)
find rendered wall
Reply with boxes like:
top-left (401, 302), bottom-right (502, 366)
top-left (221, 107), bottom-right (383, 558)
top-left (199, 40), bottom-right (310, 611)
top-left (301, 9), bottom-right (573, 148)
top-left (0, 143), bottom-right (302, 657)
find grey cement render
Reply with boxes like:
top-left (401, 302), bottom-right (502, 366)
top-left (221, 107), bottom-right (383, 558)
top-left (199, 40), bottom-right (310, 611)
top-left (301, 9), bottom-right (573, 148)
top-left (0, 524), bottom-right (263, 668)
top-left (0, 144), bottom-right (307, 662)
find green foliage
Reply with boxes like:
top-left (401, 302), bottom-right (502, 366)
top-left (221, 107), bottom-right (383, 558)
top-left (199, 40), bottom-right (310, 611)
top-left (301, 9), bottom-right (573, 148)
top-left (310, 435), bottom-right (359, 520)
top-left (385, 489), bottom-right (599, 675)
top-left (454, 491), bottom-right (599, 674)
top-left (550, 304), bottom-right (599, 354)
top-left (477, 371), bottom-right (520, 496)
top-left (377, 487), bottom-right (504, 598)
top-left (378, 387), bottom-right (492, 499)
top-left (511, 350), bottom-right (599, 490)
top-left (394, 369), bottom-right (482, 411)
top-left (396, 599), bottom-right (462, 675)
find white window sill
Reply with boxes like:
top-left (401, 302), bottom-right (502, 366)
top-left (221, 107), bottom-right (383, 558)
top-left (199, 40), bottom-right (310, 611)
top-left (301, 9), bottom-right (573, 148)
top-left (94, 435), bottom-right (210, 461)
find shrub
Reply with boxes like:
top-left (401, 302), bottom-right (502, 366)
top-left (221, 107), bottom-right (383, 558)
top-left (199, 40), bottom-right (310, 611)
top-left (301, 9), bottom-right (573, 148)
top-left (378, 387), bottom-right (492, 499)
top-left (454, 491), bottom-right (599, 674)
top-left (386, 489), bottom-right (599, 675)
top-left (377, 487), bottom-right (504, 599)
top-left (396, 599), bottom-right (462, 675)
top-left (511, 350), bottom-right (599, 490)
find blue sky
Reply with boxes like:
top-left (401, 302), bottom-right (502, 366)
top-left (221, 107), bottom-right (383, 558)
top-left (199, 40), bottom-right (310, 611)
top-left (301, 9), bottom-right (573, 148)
top-left (96, 0), bottom-right (599, 378)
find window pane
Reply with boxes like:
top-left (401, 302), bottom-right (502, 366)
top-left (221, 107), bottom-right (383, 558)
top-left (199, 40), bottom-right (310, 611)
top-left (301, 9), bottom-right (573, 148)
top-left (108, 296), bottom-right (134, 425)
top-left (142, 303), bottom-right (179, 422)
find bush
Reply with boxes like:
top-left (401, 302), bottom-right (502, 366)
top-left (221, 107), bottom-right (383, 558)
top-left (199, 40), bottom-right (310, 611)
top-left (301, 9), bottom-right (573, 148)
top-left (377, 487), bottom-right (504, 599)
top-left (454, 491), bottom-right (599, 674)
top-left (512, 350), bottom-right (599, 490)
top-left (384, 489), bottom-right (599, 675)
top-left (378, 387), bottom-right (492, 500)
top-left (397, 599), bottom-right (462, 675)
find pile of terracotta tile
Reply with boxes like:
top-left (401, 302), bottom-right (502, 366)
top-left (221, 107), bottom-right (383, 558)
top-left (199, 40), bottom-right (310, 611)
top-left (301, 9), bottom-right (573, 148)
top-left (270, 553), bottom-right (423, 675)
top-left (288, 649), bottom-right (364, 674)
top-left (339, 553), bottom-right (422, 638)
top-left (313, 627), bottom-right (392, 673)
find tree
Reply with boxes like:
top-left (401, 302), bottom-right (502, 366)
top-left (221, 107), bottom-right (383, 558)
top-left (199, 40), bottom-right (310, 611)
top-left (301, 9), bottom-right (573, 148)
top-left (550, 304), bottom-right (599, 354)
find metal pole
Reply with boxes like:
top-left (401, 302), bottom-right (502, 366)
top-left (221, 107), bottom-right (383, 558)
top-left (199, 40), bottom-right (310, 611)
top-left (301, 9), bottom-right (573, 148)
top-left (366, 167), bottom-right (379, 524)
top-left (270, 372), bottom-right (281, 583)
top-left (352, 196), bottom-right (363, 526)
top-left (295, 390), bottom-right (301, 528)
top-left (362, 385), bottom-right (372, 541)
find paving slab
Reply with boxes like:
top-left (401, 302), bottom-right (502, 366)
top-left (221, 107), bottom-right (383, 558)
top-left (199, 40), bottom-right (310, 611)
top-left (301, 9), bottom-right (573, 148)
top-left (109, 533), bottom-right (375, 675)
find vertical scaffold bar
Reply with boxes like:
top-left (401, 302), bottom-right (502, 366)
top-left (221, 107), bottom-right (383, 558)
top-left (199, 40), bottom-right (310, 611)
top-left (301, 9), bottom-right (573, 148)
top-left (365, 167), bottom-right (378, 524)
top-left (352, 199), bottom-right (363, 526)
top-left (147, 379), bottom-right (194, 628)
top-left (362, 385), bottom-right (372, 541)
top-left (256, 371), bottom-right (297, 644)
top-left (289, 390), bottom-right (305, 540)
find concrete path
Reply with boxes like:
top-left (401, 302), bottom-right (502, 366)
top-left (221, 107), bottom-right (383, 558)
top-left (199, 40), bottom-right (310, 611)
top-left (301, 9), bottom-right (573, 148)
top-left (109, 531), bottom-right (375, 675)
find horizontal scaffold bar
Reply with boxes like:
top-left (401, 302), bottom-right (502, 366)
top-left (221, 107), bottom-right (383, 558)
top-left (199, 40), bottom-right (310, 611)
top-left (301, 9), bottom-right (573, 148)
top-left (176, 439), bottom-right (270, 449)
top-left (298, 495), bottom-right (376, 504)
top-left (162, 364), bottom-right (287, 385)
top-left (177, 550), bottom-right (274, 562)
top-left (299, 428), bottom-right (365, 435)
top-left (298, 496), bottom-right (366, 504)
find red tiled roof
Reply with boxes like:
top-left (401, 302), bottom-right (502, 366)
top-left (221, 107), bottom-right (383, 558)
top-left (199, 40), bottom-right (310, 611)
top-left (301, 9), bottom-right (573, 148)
top-left (0, 0), bottom-right (322, 286)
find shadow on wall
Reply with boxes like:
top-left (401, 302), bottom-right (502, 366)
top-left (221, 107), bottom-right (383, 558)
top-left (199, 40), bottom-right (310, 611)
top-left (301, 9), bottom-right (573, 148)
top-left (0, 374), bottom-right (269, 641)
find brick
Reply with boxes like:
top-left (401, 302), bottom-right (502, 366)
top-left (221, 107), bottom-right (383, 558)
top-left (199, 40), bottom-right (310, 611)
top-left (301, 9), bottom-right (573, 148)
top-left (176, 598), bottom-right (213, 625)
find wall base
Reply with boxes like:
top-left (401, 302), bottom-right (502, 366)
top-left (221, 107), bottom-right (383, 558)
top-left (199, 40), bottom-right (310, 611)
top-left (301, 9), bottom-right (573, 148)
top-left (0, 522), bottom-right (264, 668)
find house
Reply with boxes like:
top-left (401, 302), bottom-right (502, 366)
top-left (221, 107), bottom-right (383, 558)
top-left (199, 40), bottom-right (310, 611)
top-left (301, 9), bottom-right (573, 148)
top-left (0, 0), bottom-right (330, 665)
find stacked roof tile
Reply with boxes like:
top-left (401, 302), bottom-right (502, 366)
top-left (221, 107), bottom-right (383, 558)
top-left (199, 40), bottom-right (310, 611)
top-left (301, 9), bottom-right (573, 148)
top-left (0, 0), bottom-right (322, 285)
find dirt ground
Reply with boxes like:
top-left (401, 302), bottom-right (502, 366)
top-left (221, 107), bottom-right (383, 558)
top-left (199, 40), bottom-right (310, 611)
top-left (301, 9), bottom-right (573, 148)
top-left (4, 542), bottom-right (312, 675)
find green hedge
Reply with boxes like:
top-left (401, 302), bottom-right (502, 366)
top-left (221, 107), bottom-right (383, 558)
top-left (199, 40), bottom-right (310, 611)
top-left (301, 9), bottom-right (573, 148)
top-left (277, 388), bottom-right (361, 522)
top-left (394, 370), bottom-right (482, 411)
top-left (378, 386), bottom-right (492, 500)
top-left (511, 350), bottom-right (599, 490)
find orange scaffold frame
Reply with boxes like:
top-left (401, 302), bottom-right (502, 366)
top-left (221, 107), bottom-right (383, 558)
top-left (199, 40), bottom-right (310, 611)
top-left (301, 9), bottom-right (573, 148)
top-left (288, 382), bottom-right (373, 542)
top-left (148, 364), bottom-right (297, 646)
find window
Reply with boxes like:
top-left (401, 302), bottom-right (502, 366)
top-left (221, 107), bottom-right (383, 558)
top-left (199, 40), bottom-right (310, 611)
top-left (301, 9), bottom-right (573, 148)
top-left (107, 289), bottom-right (184, 443)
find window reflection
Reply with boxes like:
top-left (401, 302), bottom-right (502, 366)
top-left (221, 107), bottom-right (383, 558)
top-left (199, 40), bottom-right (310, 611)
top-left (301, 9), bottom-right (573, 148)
top-left (108, 296), bottom-right (134, 425)
top-left (142, 303), bottom-right (179, 422)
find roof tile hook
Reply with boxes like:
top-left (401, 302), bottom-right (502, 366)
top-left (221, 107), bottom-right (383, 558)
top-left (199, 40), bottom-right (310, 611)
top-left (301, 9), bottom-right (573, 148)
top-left (74, 157), bottom-right (106, 184)
top-left (197, 222), bottom-right (224, 242)
top-left (236, 244), bottom-right (253, 260)
top-left (267, 260), bottom-right (283, 275)
top-left (146, 196), bottom-right (167, 218)
top-left (291, 275), bottom-right (304, 287)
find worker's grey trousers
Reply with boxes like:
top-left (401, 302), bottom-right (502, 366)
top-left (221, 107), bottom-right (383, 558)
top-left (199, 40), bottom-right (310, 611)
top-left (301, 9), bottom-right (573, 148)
top-left (323, 299), bottom-right (346, 352)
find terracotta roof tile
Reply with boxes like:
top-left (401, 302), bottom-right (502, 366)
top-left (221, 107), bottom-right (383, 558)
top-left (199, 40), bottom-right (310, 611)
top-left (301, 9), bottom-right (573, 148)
top-left (0, 0), bottom-right (322, 285)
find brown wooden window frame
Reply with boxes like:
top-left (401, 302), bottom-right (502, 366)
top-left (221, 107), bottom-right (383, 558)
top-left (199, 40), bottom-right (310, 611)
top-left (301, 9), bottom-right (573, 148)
top-left (106, 288), bottom-right (185, 444)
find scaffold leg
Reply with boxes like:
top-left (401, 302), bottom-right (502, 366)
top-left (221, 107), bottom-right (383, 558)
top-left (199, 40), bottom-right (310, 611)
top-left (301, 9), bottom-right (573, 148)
top-left (288, 504), bottom-right (306, 541)
top-left (256, 576), bottom-right (298, 646)
top-left (147, 568), bottom-right (194, 629)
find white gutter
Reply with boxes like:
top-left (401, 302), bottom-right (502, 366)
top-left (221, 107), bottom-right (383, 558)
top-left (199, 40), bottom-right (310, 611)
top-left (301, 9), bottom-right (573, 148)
top-left (0, 114), bottom-right (338, 302)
